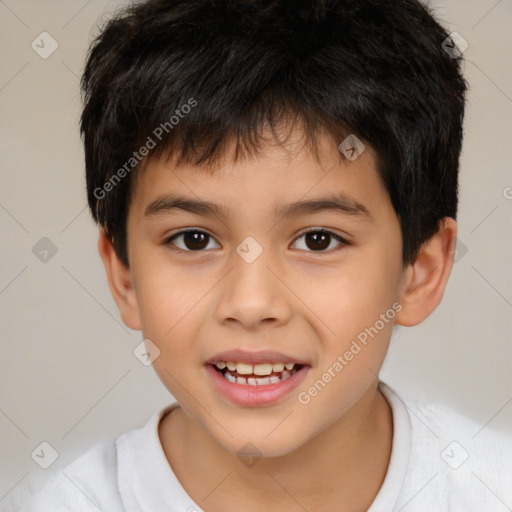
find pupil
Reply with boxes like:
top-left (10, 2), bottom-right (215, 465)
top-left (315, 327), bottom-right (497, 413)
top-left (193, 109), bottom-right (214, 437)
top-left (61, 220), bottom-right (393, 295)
top-left (306, 231), bottom-right (330, 251)
top-left (185, 231), bottom-right (208, 250)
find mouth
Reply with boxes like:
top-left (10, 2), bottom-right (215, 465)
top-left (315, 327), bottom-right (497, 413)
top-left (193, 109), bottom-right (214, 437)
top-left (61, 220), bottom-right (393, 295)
top-left (204, 354), bottom-right (310, 407)
top-left (211, 360), bottom-right (304, 386)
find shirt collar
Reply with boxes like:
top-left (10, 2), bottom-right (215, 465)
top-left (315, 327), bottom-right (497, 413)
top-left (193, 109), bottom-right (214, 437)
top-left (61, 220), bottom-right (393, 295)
top-left (116, 382), bottom-right (411, 511)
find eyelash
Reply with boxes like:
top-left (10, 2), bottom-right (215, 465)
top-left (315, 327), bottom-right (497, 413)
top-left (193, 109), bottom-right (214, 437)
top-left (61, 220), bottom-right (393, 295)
top-left (164, 228), bottom-right (350, 254)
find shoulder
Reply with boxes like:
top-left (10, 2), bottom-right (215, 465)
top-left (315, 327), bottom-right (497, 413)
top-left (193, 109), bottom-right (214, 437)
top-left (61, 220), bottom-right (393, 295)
top-left (19, 439), bottom-right (124, 512)
top-left (385, 384), bottom-right (512, 511)
top-left (17, 405), bottom-right (175, 512)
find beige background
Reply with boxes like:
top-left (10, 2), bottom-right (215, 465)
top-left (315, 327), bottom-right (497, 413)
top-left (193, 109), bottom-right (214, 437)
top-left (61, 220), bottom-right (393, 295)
top-left (0, 0), bottom-right (511, 509)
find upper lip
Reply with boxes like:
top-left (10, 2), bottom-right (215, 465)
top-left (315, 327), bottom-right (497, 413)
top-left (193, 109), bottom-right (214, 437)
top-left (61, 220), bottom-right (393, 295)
top-left (206, 349), bottom-right (309, 366)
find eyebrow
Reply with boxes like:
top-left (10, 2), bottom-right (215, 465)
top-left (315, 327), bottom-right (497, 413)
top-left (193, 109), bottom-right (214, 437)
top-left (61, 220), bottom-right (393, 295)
top-left (144, 193), bottom-right (372, 221)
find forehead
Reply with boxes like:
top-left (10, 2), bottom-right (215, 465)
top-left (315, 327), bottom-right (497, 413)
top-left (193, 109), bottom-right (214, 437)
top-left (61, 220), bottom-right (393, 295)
top-left (129, 127), bottom-right (387, 223)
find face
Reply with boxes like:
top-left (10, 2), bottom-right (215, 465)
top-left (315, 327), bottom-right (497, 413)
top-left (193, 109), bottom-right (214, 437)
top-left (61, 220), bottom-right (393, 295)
top-left (123, 130), bottom-right (407, 457)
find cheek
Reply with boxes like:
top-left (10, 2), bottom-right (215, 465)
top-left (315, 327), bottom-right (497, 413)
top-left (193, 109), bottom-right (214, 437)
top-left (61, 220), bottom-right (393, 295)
top-left (301, 258), bottom-right (400, 334)
top-left (295, 264), bottom-right (398, 414)
top-left (134, 269), bottom-right (207, 393)
top-left (295, 250), bottom-right (402, 377)
top-left (132, 250), bottom-right (203, 333)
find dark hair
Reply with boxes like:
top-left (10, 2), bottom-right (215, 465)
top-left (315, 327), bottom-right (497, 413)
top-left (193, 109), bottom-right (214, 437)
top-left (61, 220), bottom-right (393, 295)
top-left (80, 0), bottom-right (467, 267)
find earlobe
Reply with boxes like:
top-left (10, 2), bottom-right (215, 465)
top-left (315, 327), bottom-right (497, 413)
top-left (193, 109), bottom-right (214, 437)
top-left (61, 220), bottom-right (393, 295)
top-left (395, 217), bottom-right (457, 327)
top-left (97, 229), bottom-right (142, 331)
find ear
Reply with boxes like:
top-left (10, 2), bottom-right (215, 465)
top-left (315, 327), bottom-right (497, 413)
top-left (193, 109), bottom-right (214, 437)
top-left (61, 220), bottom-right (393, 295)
top-left (97, 229), bottom-right (141, 331)
top-left (395, 217), bottom-right (457, 327)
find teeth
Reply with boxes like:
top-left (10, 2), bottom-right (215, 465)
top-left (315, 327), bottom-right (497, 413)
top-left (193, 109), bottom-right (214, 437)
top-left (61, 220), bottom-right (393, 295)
top-left (215, 361), bottom-right (298, 374)
top-left (236, 363), bottom-right (253, 375)
top-left (253, 363), bottom-right (273, 376)
top-left (225, 372), bottom-right (236, 383)
top-left (221, 369), bottom-right (293, 386)
top-left (214, 360), bottom-right (302, 387)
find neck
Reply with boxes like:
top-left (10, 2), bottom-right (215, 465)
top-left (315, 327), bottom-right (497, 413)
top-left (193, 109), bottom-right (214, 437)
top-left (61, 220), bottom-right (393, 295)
top-left (159, 381), bottom-right (393, 512)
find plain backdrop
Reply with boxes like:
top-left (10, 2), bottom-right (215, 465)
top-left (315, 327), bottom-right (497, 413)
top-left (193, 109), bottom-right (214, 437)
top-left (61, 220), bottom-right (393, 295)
top-left (0, 0), bottom-right (511, 509)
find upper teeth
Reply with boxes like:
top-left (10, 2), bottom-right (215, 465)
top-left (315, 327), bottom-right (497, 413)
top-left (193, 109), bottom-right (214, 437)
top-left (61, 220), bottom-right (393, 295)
top-left (215, 361), bottom-right (296, 375)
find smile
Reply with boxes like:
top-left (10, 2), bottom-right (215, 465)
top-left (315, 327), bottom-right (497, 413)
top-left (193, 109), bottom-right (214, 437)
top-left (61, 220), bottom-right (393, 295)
top-left (206, 361), bottom-right (309, 407)
top-left (213, 361), bottom-right (301, 386)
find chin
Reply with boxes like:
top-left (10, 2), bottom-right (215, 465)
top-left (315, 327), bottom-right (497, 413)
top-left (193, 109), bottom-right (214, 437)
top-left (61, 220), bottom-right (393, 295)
top-left (228, 437), bottom-right (302, 461)
top-left (210, 419), bottom-right (309, 461)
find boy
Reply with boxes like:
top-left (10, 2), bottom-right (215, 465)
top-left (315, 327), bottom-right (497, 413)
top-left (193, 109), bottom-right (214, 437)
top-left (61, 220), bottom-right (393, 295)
top-left (20, 0), bottom-right (512, 510)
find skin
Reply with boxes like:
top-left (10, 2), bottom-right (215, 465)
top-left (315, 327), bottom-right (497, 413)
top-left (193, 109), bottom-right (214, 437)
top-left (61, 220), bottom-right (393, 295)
top-left (98, 126), bottom-right (457, 511)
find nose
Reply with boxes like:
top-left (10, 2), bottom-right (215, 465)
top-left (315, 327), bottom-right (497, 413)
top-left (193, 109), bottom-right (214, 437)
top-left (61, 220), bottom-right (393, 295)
top-left (214, 246), bottom-right (293, 331)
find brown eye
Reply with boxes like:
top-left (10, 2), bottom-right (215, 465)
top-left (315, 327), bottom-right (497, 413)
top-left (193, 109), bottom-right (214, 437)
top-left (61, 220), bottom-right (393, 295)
top-left (166, 230), bottom-right (219, 251)
top-left (292, 229), bottom-right (347, 252)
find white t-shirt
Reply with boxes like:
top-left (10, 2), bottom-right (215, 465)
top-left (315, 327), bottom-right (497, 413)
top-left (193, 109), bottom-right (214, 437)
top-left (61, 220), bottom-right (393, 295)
top-left (15, 382), bottom-right (512, 511)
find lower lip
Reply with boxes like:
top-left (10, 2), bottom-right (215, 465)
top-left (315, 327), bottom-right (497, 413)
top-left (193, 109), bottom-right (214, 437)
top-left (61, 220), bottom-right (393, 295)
top-left (205, 364), bottom-right (310, 407)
